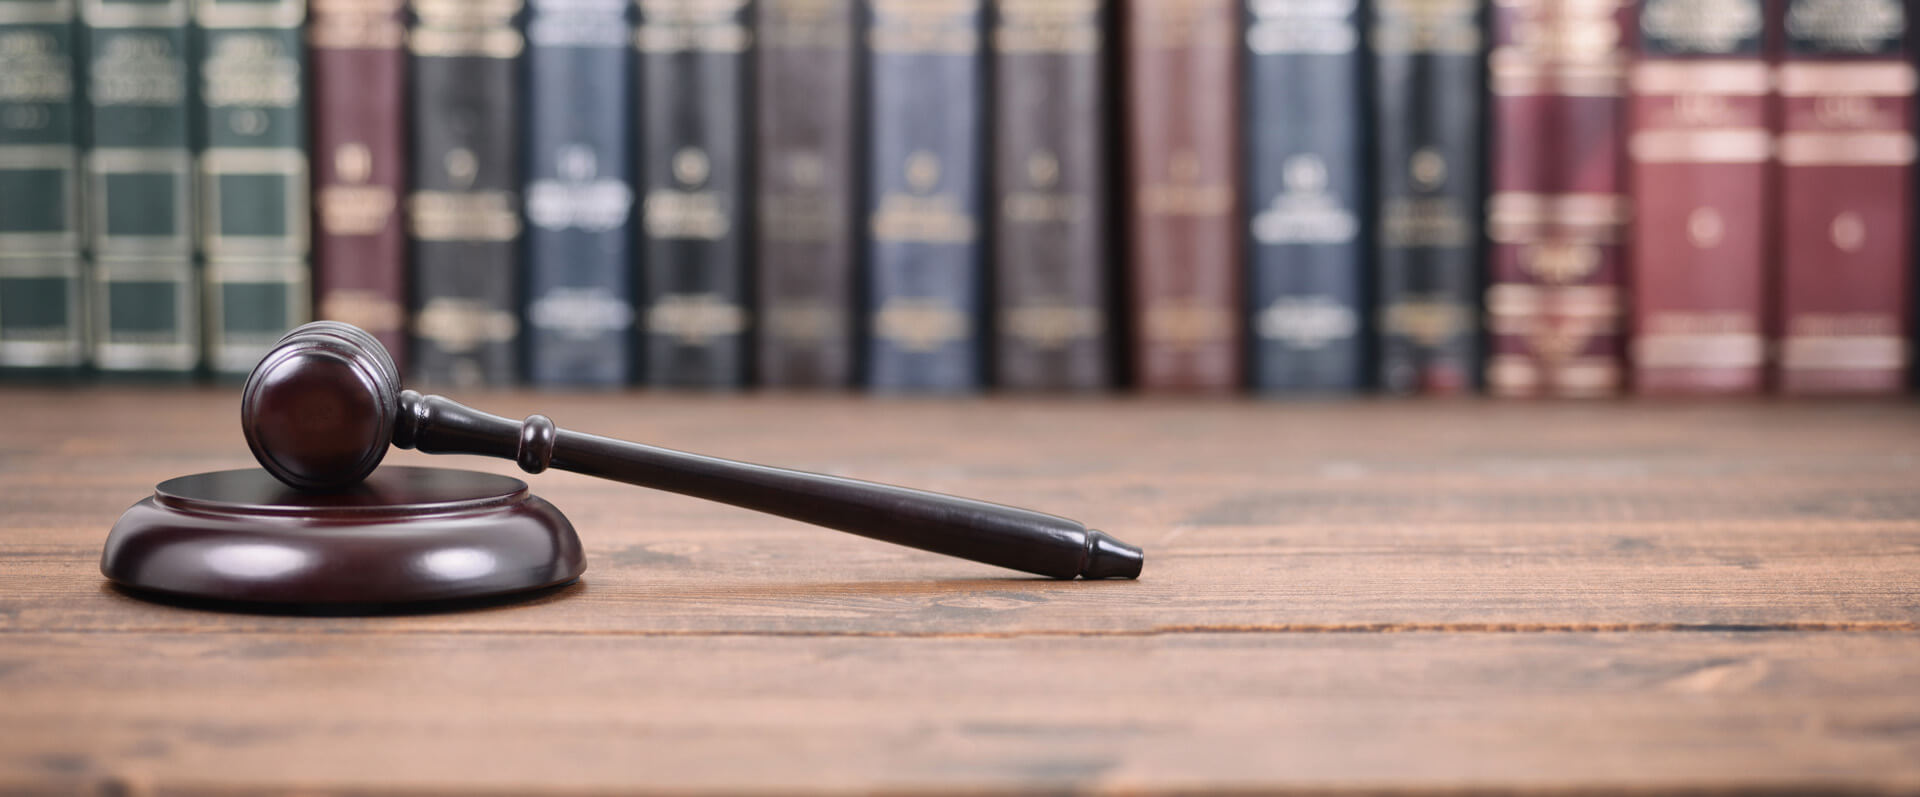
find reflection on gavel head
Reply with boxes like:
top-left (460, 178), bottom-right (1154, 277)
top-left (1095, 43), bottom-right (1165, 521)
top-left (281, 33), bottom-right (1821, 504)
top-left (241, 321), bottom-right (404, 491)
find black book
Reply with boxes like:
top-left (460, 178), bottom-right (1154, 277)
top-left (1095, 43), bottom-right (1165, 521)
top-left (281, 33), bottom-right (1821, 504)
top-left (635, 0), bottom-right (751, 388)
top-left (1370, 0), bottom-right (1483, 394)
top-left (407, 0), bottom-right (523, 386)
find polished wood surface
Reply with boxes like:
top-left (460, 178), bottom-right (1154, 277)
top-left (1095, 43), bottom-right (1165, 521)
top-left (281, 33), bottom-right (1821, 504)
top-left (3, 389), bottom-right (1919, 793)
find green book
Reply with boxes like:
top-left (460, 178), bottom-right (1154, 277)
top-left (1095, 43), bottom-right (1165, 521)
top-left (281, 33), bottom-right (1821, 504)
top-left (194, 0), bottom-right (307, 376)
top-left (82, 0), bottom-right (197, 374)
top-left (0, 0), bottom-right (85, 373)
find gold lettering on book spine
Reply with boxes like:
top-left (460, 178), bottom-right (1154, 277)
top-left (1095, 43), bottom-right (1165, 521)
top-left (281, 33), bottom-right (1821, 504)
top-left (761, 0), bottom-right (852, 49)
top-left (310, 0), bottom-right (405, 49)
top-left (202, 34), bottom-right (299, 108)
top-left (1371, 0), bottom-right (1480, 54)
top-left (409, 0), bottom-right (524, 58)
top-left (1639, 0), bottom-right (1762, 53)
top-left (993, 0), bottom-right (1099, 53)
top-left (636, 0), bottom-right (751, 52)
top-left (0, 30), bottom-right (71, 104)
top-left (874, 298), bottom-right (970, 351)
top-left (868, 0), bottom-right (979, 53)
top-left (90, 34), bottom-right (185, 106)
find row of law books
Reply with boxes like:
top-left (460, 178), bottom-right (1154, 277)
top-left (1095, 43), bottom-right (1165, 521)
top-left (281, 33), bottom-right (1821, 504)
top-left (0, 0), bottom-right (1914, 395)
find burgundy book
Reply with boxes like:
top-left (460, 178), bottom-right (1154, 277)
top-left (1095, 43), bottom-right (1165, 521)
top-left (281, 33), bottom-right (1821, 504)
top-left (1121, 0), bottom-right (1241, 392)
top-left (1487, 0), bottom-right (1629, 397)
top-left (308, 0), bottom-right (408, 374)
top-left (1774, 0), bottom-right (1913, 394)
top-left (1628, 0), bottom-right (1771, 394)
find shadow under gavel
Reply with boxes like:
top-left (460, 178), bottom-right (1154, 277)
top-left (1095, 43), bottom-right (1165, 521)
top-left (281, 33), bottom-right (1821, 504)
top-left (240, 322), bottom-right (1143, 580)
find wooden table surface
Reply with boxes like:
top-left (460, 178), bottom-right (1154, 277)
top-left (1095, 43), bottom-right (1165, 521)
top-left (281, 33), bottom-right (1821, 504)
top-left (3, 388), bottom-right (1919, 794)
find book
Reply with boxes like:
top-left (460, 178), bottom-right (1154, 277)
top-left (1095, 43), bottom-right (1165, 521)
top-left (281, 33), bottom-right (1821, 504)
top-left (755, 0), bottom-right (857, 388)
top-left (1774, 0), bottom-right (1913, 393)
top-left (1485, 0), bottom-right (1630, 397)
top-left (525, 0), bottom-right (635, 387)
top-left (310, 0), bottom-right (408, 374)
top-left (1628, 0), bottom-right (1770, 393)
top-left (1243, 0), bottom-right (1365, 392)
top-left (0, 0), bottom-right (84, 374)
top-left (194, 0), bottom-right (308, 377)
top-left (636, 0), bottom-right (750, 389)
top-left (1122, 0), bottom-right (1240, 392)
top-left (407, 0), bottom-right (523, 386)
top-left (864, 0), bottom-right (986, 392)
top-left (82, 0), bottom-right (198, 375)
top-left (1371, 0), bottom-right (1483, 394)
top-left (991, 0), bottom-right (1111, 391)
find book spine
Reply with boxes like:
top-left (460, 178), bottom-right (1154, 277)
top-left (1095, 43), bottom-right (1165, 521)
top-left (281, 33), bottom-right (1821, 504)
top-left (1123, 0), bottom-right (1240, 392)
top-left (194, 0), bottom-right (309, 377)
top-left (754, 0), bottom-right (856, 388)
top-left (1485, 0), bottom-right (1630, 397)
top-left (525, 0), bottom-right (634, 387)
top-left (991, 0), bottom-right (1111, 391)
top-left (1627, 0), bottom-right (1770, 394)
top-left (864, 0), bottom-right (985, 392)
top-left (82, 0), bottom-right (197, 375)
top-left (309, 0), bottom-right (408, 375)
top-left (1243, 0), bottom-right (1364, 393)
top-left (407, 0), bottom-right (523, 386)
top-left (0, 0), bottom-right (85, 373)
top-left (636, 0), bottom-right (750, 389)
top-left (1371, 0), bottom-right (1483, 394)
top-left (1774, 0), bottom-right (1913, 393)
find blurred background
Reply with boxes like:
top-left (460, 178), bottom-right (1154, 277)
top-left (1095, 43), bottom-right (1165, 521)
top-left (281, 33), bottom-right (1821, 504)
top-left (0, 0), bottom-right (1911, 398)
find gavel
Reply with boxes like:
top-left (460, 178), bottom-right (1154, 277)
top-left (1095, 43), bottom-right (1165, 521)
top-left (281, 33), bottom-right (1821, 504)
top-left (239, 322), bottom-right (1143, 580)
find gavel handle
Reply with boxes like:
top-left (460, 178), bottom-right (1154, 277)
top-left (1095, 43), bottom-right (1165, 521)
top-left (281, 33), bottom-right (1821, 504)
top-left (390, 391), bottom-right (1143, 580)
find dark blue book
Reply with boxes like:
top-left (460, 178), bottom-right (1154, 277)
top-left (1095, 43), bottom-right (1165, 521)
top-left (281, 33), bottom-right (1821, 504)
top-left (635, 0), bottom-right (750, 388)
top-left (1370, 0), bottom-right (1483, 394)
top-left (1244, 0), bottom-right (1366, 393)
top-left (524, 0), bottom-right (635, 387)
top-left (863, 0), bottom-right (985, 392)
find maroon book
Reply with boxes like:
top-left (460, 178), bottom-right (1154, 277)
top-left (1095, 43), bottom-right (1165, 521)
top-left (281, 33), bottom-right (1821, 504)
top-left (1774, 0), bottom-right (1913, 394)
top-left (1487, 0), bottom-right (1629, 397)
top-left (309, 0), bottom-right (409, 373)
top-left (1121, 0), bottom-right (1241, 392)
top-left (1628, 1), bottom-right (1771, 394)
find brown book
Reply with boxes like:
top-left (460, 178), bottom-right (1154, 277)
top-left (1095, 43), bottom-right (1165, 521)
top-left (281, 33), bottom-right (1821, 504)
top-left (309, 0), bottom-right (408, 374)
top-left (1121, 0), bottom-right (1241, 391)
top-left (1486, 0), bottom-right (1629, 397)
top-left (1627, 1), bottom-right (1771, 394)
top-left (755, 0), bottom-right (857, 388)
top-left (1774, 0), bottom-right (1913, 394)
top-left (991, 0), bottom-right (1112, 390)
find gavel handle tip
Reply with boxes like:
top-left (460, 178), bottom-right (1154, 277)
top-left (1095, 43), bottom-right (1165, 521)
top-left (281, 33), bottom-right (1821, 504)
top-left (1080, 530), bottom-right (1144, 580)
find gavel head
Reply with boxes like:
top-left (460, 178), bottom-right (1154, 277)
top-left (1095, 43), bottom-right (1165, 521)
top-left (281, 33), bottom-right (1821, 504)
top-left (241, 321), bottom-right (403, 491)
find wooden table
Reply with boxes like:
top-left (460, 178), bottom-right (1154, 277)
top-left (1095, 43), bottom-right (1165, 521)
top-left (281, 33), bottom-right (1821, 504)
top-left (4, 388), bottom-right (1919, 794)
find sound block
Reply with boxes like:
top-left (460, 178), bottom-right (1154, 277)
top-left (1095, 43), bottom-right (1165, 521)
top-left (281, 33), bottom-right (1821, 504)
top-left (102, 467), bottom-right (584, 607)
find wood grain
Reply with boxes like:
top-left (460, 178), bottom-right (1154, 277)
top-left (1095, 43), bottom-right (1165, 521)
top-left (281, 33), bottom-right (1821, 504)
top-left (1, 388), bottom-right (1918, 793)
top-left (5, 631), bottom-right (1920, 794)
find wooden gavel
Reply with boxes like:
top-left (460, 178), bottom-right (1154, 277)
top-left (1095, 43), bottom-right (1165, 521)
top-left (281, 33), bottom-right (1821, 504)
top-left (239, 322), bottom-right (1143, 580)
